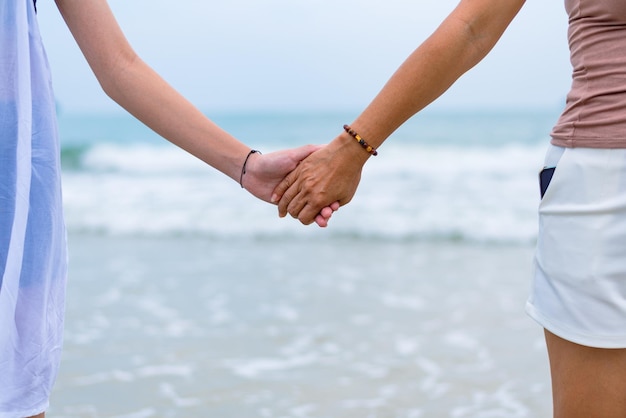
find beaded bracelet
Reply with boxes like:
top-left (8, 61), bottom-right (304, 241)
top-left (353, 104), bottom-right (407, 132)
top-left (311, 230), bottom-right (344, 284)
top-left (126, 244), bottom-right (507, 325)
top-left (343, 125), bottom-right (378, 156)
top-left (239, 149), bottom-right (261, 188)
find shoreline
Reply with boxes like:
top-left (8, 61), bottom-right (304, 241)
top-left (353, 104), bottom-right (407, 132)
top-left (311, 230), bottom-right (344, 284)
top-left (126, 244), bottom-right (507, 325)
top-left (50, 234), bottom-right (551, 417)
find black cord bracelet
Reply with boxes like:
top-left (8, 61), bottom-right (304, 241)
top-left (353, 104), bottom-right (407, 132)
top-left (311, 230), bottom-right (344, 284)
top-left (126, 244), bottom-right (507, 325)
top-left (239, 149), bottom-right (261, 188)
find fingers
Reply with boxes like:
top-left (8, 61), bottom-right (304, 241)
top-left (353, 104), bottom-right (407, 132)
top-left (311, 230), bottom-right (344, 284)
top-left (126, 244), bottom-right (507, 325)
top-left (285, 193), bottom-right (310, 222)
top-left (319, 201), bottom-right (339, 220)
top-left (251, 142), bottom-right (344, 227)
top-left (273, 170), bottom-right (298, 217)
top-left (279, 177), bottom-right (330, 225)
top-left (315, 214), bottom-right (328, 228)
top-left (271, 171), bottom-right (294, 208)
top-left (314, 202), bottom-right (340, 228)
top-left (272, 158), bottom-right (319, 223)
top-left (278, 172), bottom-right (342, 225)
top-left (289, 144), bottom-right (323, 162)
top-left (319, 206), bottom-right (334, 220)
top-left (275, 167), bottom-right (320, 222)
top-left (294, 203), bottom-right (326, 226)
top-left (270, 144), bottom-right (325, 205)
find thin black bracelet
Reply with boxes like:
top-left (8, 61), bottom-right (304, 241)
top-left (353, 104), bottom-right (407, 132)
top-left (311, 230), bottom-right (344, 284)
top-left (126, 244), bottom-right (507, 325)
top-left (239, 149), bottom-right (261, 188)
top-left (343, 125), bottom-right (378, 156)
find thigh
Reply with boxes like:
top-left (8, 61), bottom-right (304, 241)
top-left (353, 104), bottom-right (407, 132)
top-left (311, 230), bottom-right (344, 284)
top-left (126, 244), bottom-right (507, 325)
top-left (545, 329), bottom-right (626, 418)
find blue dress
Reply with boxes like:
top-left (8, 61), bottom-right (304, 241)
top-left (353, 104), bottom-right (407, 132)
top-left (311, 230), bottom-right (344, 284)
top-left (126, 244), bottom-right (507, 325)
top-left (0, 0), bottom-right (68, 416)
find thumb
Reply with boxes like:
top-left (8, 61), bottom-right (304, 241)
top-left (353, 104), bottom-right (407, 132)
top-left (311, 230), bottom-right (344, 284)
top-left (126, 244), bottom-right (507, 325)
top-left (287, 144), bottom-right (323, 163)
top-left (271, 168), bottom-right (297, 205)
top-left (271, 145), bottom-right (320, 204)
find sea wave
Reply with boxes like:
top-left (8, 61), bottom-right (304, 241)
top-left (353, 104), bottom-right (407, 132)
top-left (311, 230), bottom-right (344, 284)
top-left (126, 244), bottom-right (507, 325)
top-left (61, 140), bottom-right (545, 244)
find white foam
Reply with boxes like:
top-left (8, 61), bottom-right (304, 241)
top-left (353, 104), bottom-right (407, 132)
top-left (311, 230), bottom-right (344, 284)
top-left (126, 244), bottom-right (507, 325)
top-left (74, 364), bottom-right (193, 386)
top-left (450, 384), bottom-right (530, 417)
top-left (109, 408), bottom-right (156, 418)
top-left (394, 335), bottom-right (420, 356)
top-left (159, 383), bottom-right (202, 407)
top-left (62, 140), bottom-right (544, 244)
top-left (227, 354), bottom-right (319, 378)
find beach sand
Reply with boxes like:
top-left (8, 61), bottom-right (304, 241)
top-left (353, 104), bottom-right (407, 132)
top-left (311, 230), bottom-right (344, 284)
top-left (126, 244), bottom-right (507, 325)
top-left (48, 234), bottom-right (551, 418)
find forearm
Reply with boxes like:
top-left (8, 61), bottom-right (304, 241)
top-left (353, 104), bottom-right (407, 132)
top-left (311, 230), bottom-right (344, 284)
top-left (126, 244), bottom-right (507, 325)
top-left (101, 57), bottom-right (248, 181)
top-left (345, 0), bottom-right (525, 152)
top-left (55, 0), bottom-right (249, 182)
top-left (274, 0), bottom-right (524, 224)
top-left (288, 18), bottom-right (481, 207)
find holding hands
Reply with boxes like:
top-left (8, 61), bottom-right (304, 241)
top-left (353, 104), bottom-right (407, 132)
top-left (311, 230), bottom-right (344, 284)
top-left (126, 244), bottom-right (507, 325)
top-left (271, 128), bottom-right (373, 226)
top-left (253, 0), bottom-right (527, 229)
top-left (240, 144), bottom-right (342, 227)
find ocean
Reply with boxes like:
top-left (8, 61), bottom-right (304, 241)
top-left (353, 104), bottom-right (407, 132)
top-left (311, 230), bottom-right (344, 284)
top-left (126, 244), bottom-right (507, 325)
top-left (57, 109), bottom-right (553, 243)
top-left (49, 109), bottom-right (556, 417)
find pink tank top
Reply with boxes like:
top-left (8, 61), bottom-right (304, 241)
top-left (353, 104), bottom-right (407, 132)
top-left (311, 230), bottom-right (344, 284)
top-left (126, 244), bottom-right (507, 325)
top-left (551, 0), bottom-right (626, 148)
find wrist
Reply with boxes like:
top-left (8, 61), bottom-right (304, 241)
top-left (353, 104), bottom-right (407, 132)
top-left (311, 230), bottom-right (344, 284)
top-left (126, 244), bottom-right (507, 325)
top-left (239, 149), bottom-right (262, 189)
top-left (342, 124), bottom-right (378, 157)
top-left (335, 130), bottom-right (373, 166)
top-left (332, 131), bottom-right (371, 168)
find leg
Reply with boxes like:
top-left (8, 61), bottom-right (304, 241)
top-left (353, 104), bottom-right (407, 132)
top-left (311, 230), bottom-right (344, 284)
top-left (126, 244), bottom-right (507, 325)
top-left (26, 414), bottom-right (44, 418)
top-left (545, 329), bottom-right (626, 418)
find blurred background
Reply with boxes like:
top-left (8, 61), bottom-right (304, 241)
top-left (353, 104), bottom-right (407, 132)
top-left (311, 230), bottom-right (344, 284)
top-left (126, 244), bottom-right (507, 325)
top-left (37, 1), bottom-right (566, 416)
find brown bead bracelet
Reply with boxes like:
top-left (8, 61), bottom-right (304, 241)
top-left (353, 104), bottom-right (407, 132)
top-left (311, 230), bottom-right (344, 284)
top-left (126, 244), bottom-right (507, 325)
top-left (343, 124), bottom-right (378, 156)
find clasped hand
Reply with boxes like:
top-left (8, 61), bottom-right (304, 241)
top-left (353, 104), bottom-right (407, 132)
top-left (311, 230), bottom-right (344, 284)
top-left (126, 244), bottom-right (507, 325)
top-left (270, 135), bottom-right (368, 226)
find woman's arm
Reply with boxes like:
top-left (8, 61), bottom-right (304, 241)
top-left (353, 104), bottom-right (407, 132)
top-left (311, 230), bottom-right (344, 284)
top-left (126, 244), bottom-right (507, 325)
top-left (273, 0), bottom-right (526, 224)
top-left (54, 0), bottom-right (336, 225)
top-left (55, 0), bottom-right (249, 180)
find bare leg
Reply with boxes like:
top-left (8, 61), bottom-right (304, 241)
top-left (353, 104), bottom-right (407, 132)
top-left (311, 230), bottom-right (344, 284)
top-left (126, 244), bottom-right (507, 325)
top-left (26, 414), bottom-right (44, 418)
top-left (545, 329), bottom-right (626, 418)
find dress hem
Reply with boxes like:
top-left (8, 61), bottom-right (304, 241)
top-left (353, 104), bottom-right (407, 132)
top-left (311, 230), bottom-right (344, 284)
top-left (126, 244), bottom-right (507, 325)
top-left (526, 301), bottom-right (626, 349)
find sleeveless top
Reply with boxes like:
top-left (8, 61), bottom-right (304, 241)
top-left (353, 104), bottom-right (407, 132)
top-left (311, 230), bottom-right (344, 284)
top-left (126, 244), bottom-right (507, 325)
top-left (0, 0), bottom-right (68, 416)
top-left (551, 0), bottom-right (626, 147)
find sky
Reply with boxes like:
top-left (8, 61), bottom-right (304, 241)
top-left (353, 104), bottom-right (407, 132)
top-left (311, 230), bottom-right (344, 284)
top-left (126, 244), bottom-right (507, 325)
top-left (37, 0), bottom-right (571, 114)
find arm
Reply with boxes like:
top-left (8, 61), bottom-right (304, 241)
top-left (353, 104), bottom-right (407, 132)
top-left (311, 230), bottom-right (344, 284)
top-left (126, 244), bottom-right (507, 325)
top-left (54, 0), bottom-right (336, 226)
top-left (273, 0), bottom-right (525, 224)
top-left (55, 0), bottom-right (248, 180)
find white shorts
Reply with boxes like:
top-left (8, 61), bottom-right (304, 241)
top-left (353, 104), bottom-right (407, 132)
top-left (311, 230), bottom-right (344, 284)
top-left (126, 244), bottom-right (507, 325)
top-left (526, 145), bottom-right (626, 348)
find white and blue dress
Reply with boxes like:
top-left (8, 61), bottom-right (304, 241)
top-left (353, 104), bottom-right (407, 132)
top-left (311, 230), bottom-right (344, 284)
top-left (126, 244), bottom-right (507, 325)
top-left (0, 0), bottom-right (68, 416)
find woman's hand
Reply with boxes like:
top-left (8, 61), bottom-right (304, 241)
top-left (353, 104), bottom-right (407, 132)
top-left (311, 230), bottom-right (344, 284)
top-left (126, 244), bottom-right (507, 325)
top-left (241, 145), bottom-right (340, 227)
top-left (271, 136), bottom-right (368, 225)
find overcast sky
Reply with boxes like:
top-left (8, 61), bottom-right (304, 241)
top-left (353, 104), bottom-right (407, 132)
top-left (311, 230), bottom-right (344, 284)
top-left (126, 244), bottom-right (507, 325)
top-left (37, 0), bottom-right (571, 114)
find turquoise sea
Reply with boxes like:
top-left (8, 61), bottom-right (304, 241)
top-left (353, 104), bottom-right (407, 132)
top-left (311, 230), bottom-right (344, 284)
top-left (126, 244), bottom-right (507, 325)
top-left (57, 109), bottom-right (556, 243)
top-left (49, 109), bottom-right (557, 417)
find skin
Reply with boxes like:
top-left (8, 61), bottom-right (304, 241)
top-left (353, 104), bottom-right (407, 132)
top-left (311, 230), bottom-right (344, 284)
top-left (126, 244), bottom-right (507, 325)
top-left (273, 0), bottom-right (527, 223)
top-left (24, 2), bottom-right (338, 414)
top-left (273, 0), bottom-right (626, 417)
top-left (53, 0), bottom-right (335, 226)
top-left (545, 330), bottom-right (626, 418)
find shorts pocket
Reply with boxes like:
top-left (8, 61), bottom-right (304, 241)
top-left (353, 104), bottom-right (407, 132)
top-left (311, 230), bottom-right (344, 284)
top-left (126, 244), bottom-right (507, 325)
top-left (539, 167), bottom-right (555, 199)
